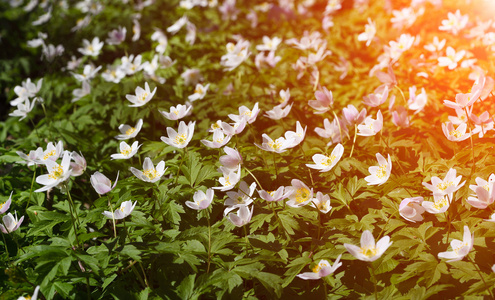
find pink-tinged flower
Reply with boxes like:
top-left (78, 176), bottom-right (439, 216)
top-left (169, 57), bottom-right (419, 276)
top-left (364, 153), bottom-right (391, 186)
top-left (311, 192), bottom-right (332, 214)
top-left (115, 119), bottom-right (143, 140)
top-left (151, 30), bottom-right (168, 54)
top-left (422, 168), bottom-right (465, 197)
top-left (438, 225), bottom-right (473, 262)
top-left (399, 197), bottom-right (425, 222)
top-left (258, 186), bottom-right (292, 202)
top-left (221, 116), bottom-right (247, 136)
top-left (264, 104), bottom-right (292, 120)
top-left (344, 230), bottom-right (392, 262)
top-left (188, 83), bottom-right (210, 101)
top-left (306, 143), bottom-right (344, 172)
top-left (106, 26), bottom-right (126, 45)
top-left (0, 192), bottom-right (12, 214)
top-left (278, 88), bottom-right (291, 107)
top-left (443, 91), bottom-right (480, 110)
top-left (161, 121), bottom-right (195, 148)
top-left (0, 211), bottom-right (24, 234)
top-left (130, 157), bottom-right (166, 183)
top-left (314, 118), bottom-right (348, 145)
top-left (214, 165), bottom-right (241, 191)
top-left (471, 112), bottom-right (494, 138)
top-left (226, 205), bottom-right (253, 227)
top-left (167, 15), bottom-right (188, 34)
top-left (467, 174), bottom-right (495, 209)
top-left (16, 149), bottom-right (38, 167)
top-left (221, 39), bottom-right (251, 71)
top-left (35, 151), bottom-right (72, 192)
top-left (363, 85), bottom-right (389, 107)
top-left (424, 36), bottom-right (446, 52)
top-left (439, 9), bottom-right (468, 35)
top-left (185, 189), bottom-right (214, 210)
top-left (219, 146), bottom-right (242, 169)
top-left (224, 181), bottom-right (256, 215)
top-left (255, 51), bottom-right (281, 69)
top-left (102, 200), bottom-right (136, 220)
top-left (160, 104), bottom-right (192, 121)
top-left (391, 7), bottom-right (418, 29)
top-left (407, 86), bottom-right (428, 114)
top-left (234, 102), bottom-right (260, 124)
top-left (77, 37), bottom-right (104, 57)
top-left (284, 121), bottom-right (307, 148)
top-left (357, 110), bottom-right (383, 136)
top-left (448, 108), bottom-right (469, 125)
top-left (120, 54), bottom-right (144, 75)
top-left (442, 122), bottom-right (470, 142)
top-left (308, 87), bottom-right (333, 114)
top-left (391, 106), bottom-right (410, 128)
top-left (286, 179), bottom-right (313, 208)
top-left (297, 255), bottom-right (342, 280)
top-left (72, 81), bottom-right (91, 102)
top-left (357, 18), bottom-right (376, 46)
top-left (90, 171), bottom-right (119, 195)
top-left (342, 105), bottom-right (366, 126)
top-left (126, 82), bottom-right (157, 107)
top-left (72, 64), bottom-right (100, 82)
top-left (438, 47), bottom-right (466, 70)
top-left (375, 64), bottom-right (397, 87)
top-left (201, 129), bottom-right (232, 148)
top-left (70, 151), bottom-right (86, 177)
top-left (422, 194), bottom-right (451, 214)
top-left (111, 141), bottom-right (141, 160)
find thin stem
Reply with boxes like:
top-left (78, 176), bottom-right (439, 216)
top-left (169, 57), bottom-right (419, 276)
top-left (445, 211), bottom-right (451, 243)
top-left (67, 189), bottom-right (81, 226)
top-left (26, 165), bottom-right (37, 211)
top-left (67, 199), bottom-right (81, 247)
top-left (1, 232), bottom-right (9, 257)
top-left (207, 210), bottom-right (212, 274)
top-left (174, 147), bottom-right (187, 185)
top-left (349, 124), bottom-right (357, 158)
top-left (108, 195), bottom-right (117, 238)
top-left (272, 152), bottom-right (278, 178)
top-left (377, 211), bottom-right (399, 240)
top-left (464, 107), bottom-right (476, 177)
top-left (245, 167), bottom-right (263, 191)
top-left (394, 85), bottom-right (407, 105)
top-left (468, 256), bottom-right (494, 298)
top-left (380, 132), bottom-right (406, 175)
top-left (243, 225), bottom-right (250, 255)
top-left (370, 263), bottom-right (378, 300)
top-left (139, 262), bottom-right (149, 288)
top-left (85, 277), bottom-right (91, 300)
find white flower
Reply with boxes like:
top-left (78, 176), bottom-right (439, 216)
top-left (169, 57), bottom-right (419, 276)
top-left (110, 141), bottom-right (141, 160)
top-left (357, 110), bottom-right (383, 136)
top-left (126, 82), bottom-right (157, 107)
top-left (106, 26), bottom-right (126, 45)
top-left (181, 68), bottom-right (202, 86)
top-left (11, 78), bottom-right (43, 106)
top-left (438, 225), bottom-right (473, 262)
top-left (399, 197), bottom-right (425, 222)
top-left (422, 194), bottom-right (451, 214)
top-left (115, 119), bottom-right (143, 140)
top-left (77, 37), bottom-right (104, 57)
top-left (70, 151), bottom-right (87, 177)
top-left (72, 65), bottom-right (102, 82)
top-left (438, 46), bottom-right (465, 70)
top-left (221, 40), bottom-right (251, 71)
top-left (167, 16), bottom-right (188, 34)
top-left (120, 54), bottom-right (144, 75)
top-left (344, 230), bottom-right (392, 262)
top-left (161, 121), bottom-right (195, 148)
top-left (130, 157), bottom-right (166, 183)
top-left (233, 102), bottom-right (260, 124)
top-left (256, 36), bottom-right (282, 52)
top-left (306, 143), bottom-right (344, 172)
top-left (0, 211), bottom-right (24, 233)
top-left (201, 128), bottom-right (232, 148)
top-left (17, 286), bottom-right (40, 300)
top-left (226, 205), bottom-right (253, 227)
top-left (311, 192), bottom-right (332, 214)
top-left (185, 189), bottom-right (214, 210)
top-left (35, 151), bottom-right (72, 192)
top-left (224, 181), bottom-right (256, 215)
top-left (103, 200), bottom-right (137, 220)
top-left (214, 165), bottom-right (241, 191)
top-left (255, 134), bottom-right (294, 153)
top-left (407, 86), bottom-right (428, 113)
top-left (286, 179), bottom-right (313, 208)
top-left (72, 81), bottom-right (91, 102)
top-left (219, 146), bottom-right (242, 170)
top-left (0, 191), bottom-right (12, 214)
top-left (357, 18), bottom-right (376, 46)
top-left (439, 9), bottom-right (468, 35)
top-left (9, 98), bottom-right (37, 120)
top-left (296, 255), bottom-right (342, 280)
top-left (34, 140), bottom-right (64, 164)
top-left (364, 153), bottom-right (392, 186)
top-left (258, 186), bottom-right (292, 202)
top-left (442, 122), bottom-right (470, 142)
top-left (284, 121), bottom-right (307, 148)
top-left (467, 175), bottom-right (495, 209)
top-left (16, 149), bottom-right (38, 167)
top-left (308, 87), bottom-right (333, 114)
top-left (422, 168), bottom-right (465, 197)
top-left (188, 83), bottom-right (210, 101)
top-left (160, 104), bottom-right (192, 121)
top-left (101, 66), bottom-right (126, 84)
top-left (264, 104), bottom-right (292, 120)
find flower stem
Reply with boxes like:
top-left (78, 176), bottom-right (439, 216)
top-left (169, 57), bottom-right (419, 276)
top-left (1, 231), bottom-right (9, 257)
top-left (245, 167), bottom-right (263, 190)
top-left (377, 210), bottom-right (399, 240)
top-left (370, 263), bottom-right (378, 300)
top-left (108, 195), bottom-right (117, 238)
top-left (206, 210), bottom-right (212, 274)
top-left (174, 147), bottom-right (187, 185)
top-left (349, 124), bottom-right (357, 158)
top-left (468, 256), bottom-right (493, 298)
top-left (67, 189), bottom-right (81, 226)
top-left (26, 165), bottom-right (37, 211)
top-left (272, 152), bottom-right (278, 178)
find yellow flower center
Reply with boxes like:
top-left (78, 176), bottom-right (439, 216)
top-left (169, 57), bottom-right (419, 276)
top-left (174, 133), bottom-right (188, 145)
top-left (143, 169), bottom-right (159, 180)
top-left (449, 129), bottom-right (462, 138)
top-left (195, 87), bottom-right (203, 94)
top-left (211, 123), bottom-right (220, 130)
top-left (433, 197), bottom-right (449, 210)
top-left (121, 148), bottom-right (132, 156)
top-left (243, 110), bottom-right (252, 117)
top-left (318, 201), bottom-right (330, 211)
top-left (360, 246), bottom-right (377, 258)
top-left (0, 202), bottom-right (5, 210)
top-left (223, 176), bottom-right (231, 186)
top-left (269, 140), bottom-right (282, 150)
top-left (139, 92), bottom-right (148, 102)
top-left (295, 188), bottom-right (310, 203)
top-left (48, 165), bottom-right (64, 180)
top-left (375, 164), bottom-right (387, 179)
top-left (437, 181), bottom-right (453, 191)
top-left (43, 150), bottom-right (56, 160)
top-left (321, 155), bottom-right (336, 166)
top-left (126, 127), bottom-right (136, 136)
top-left (312, 261), bottom-right (328, 273)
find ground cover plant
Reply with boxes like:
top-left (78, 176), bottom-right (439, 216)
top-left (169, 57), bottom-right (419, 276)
top-left (3, 0), bottom-right (495, 298)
